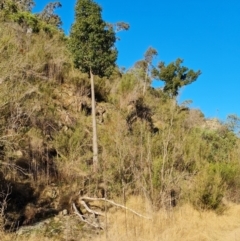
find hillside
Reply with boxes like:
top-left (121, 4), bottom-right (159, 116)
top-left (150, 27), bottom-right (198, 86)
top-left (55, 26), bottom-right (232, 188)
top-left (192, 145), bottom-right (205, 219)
top-left (1, 1), bottom-right (240, 240)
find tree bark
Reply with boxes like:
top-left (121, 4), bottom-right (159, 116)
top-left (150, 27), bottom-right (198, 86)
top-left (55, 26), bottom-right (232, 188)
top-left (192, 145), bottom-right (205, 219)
top-left (143, 62), bottom-right (149, 95)
top-left (90, 69), bottom-right (99, 172)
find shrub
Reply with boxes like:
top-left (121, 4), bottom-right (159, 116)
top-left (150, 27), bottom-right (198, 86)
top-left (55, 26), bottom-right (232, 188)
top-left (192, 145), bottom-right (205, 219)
top-left (190, 165), bottom-right (226, 211)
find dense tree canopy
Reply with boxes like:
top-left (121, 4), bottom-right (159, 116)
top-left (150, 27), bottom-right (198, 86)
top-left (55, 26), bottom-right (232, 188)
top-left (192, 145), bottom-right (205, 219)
top-left (68, 0), bottom-right (117, 78)
top-left (153, 58), bottom-right (201, 97)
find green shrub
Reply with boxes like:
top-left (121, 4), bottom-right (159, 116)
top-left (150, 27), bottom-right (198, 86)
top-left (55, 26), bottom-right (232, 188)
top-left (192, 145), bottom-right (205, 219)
top-left (11, 11), bottom-right (40, 32)
top-left (190, 165), bottom-right (226, 211)
top-left (119, 73), bottom-right (138, 94)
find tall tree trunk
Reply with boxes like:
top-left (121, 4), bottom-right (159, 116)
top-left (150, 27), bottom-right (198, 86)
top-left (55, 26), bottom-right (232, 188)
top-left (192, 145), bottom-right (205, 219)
top-left (143, 62), bottom-right (149, 95)
top-left (90, 69), bottom-right (98, 172)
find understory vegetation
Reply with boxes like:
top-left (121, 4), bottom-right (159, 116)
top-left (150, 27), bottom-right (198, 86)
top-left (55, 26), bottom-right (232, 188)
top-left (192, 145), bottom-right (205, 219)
top-left (0, 1), bottom-right (240, 240)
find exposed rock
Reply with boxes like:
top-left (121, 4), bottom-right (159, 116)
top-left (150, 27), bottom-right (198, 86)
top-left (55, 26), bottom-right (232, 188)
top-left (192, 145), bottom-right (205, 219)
top-left (202, 118), bottom-right (222, 130)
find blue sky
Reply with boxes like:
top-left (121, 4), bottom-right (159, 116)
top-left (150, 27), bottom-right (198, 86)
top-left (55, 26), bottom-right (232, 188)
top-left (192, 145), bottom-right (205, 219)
top-left (34, 0), bottom-right (240, 121)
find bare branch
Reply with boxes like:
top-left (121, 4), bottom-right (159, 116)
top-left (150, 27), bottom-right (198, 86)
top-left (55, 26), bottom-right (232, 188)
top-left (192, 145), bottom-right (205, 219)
top-left (0, 134), bottom-right (18, 140)
top-left (79, 200), bottom-right (104, 216)
top-left (0, 184), bottom-right (12, 218)
top-left (0, 161), bottom-right (30, 176)
top-left (72, 203), bottom-right (103, 229)
top-left (80, 197), bottom-right (151, 220)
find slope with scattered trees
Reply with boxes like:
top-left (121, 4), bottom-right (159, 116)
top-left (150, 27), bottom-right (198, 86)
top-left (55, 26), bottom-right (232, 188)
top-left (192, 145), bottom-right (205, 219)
top-left (0, 0), bottom-right (240, 240)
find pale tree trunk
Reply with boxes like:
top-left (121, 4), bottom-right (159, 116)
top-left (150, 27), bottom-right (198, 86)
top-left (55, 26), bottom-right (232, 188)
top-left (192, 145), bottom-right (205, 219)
top-left (90, 69), bottom-right (98, 172)
top-left (143, 62), bottom-right (149, 95)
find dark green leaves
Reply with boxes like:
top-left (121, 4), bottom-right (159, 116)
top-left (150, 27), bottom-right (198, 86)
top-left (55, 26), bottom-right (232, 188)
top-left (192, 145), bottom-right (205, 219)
top-left (153, 58), bottom-right (201, 97)
top-left (69, 0), bottom-right (117, 77)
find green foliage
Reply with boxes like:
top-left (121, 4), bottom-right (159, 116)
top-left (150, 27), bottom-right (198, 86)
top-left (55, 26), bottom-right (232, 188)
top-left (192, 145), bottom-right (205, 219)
top-left (134, 48), bottom-right (158, 78)
top-left (0, 0), bottom-right (34, 12)
top-left (144, 47), bottom-right (158, 65)
top-left (190, 165), bottom-right (226, 211)
top-left (209, 162), bottom-right (239, 187)
top-left (226, 114), bottom-right (240, 136)
top-left (153, 58), bottom-right (201, 97)
top-left (68, 0), bottom-right (117, 77)
top-left (15, 0), bottom-right (35, 12)
top-left (10, 11), bottom-right (40, 32)
top-left (119, 72), bottom-right (138, 94)
top-left (107, 21), bottom-right (130, 34)
top-left (0, 0), bottom-right (62, 35)
top-left (0, 0), bottom-right (18, 20)
top-left (152, 157), bottom-right (162, 189)
top-left (53, 120), bottom-right (91, 163)
top-left (201, 129), bottom-right (237, 163)
top-left (133, 47), bottom-right (158, 94)
top-left (0, 0), bottom-right (35, 18)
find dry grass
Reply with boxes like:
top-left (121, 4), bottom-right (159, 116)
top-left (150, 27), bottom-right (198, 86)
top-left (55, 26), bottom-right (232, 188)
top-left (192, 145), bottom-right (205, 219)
top-left (0, 22), bottom-right (70, 84)
top-left (93, 196), bottom-right (240, 241)
top-left (1, 197), bottom-right (240, 241)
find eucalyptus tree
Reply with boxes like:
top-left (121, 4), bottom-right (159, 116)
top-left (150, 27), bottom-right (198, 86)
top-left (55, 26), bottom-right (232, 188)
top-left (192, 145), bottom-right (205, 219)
top-left (69, 0), bottom-right (117, 172)
top-left (37, 2), bottom-right (62, 28)
top-left (134, 47), bottom-right (157, 95)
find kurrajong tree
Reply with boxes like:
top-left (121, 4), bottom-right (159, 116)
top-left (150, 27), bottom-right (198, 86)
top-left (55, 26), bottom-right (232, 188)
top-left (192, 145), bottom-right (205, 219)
top-left (153, 58), bottom-right (201, 97)
top-left (69, 0), bottom-right (117, 172)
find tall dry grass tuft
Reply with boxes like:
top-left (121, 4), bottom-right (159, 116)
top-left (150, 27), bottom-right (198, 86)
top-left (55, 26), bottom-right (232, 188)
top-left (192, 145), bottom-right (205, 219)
top-left (93, 196), bottom-right (240, 241)
top-left (0, 22), bottom-right (70, 84)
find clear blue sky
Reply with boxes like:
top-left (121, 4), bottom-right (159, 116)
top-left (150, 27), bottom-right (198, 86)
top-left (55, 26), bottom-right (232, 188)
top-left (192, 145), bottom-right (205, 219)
top-left (34, 0), bottom-right (240, 121)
